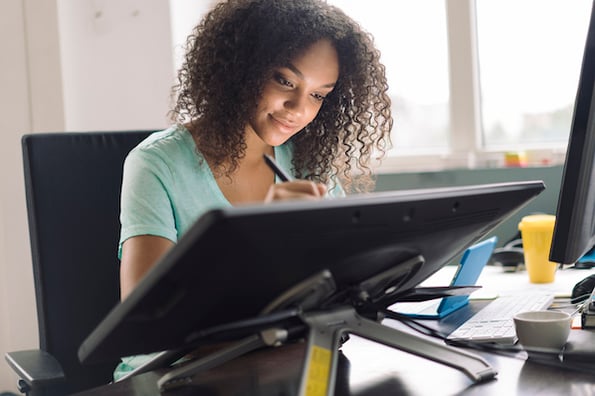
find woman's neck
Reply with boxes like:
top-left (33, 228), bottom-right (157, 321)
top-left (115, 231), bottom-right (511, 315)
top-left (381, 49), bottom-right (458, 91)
top-left (214, 128), bottom-right (277, 205)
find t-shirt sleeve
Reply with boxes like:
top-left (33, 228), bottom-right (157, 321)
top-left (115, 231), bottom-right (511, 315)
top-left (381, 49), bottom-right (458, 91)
top-left (118, 148), bottom-right (178, 257)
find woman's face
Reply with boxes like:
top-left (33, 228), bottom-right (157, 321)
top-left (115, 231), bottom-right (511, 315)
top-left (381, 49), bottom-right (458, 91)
top-left (247, 39), bottom-right (339, 147)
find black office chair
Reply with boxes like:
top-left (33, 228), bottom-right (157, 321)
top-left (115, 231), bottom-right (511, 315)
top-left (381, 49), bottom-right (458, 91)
top-left (5, 131), bottom-right (154, 396)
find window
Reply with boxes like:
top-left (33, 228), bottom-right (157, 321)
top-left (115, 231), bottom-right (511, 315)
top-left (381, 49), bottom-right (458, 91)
top-left (329, 0), bottom-right (450, 154)
top-left (476, 0), bottom-right (591, 149)
top-left (331, 0), bottom-right (591, 171)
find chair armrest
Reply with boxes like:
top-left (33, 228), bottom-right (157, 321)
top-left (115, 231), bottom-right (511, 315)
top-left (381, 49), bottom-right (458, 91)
top-left (4, 349), bottom-right (65, 391)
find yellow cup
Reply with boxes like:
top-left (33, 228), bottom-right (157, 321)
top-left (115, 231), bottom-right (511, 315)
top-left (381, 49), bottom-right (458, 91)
top-left (518, 214), bottom-right (557, 283)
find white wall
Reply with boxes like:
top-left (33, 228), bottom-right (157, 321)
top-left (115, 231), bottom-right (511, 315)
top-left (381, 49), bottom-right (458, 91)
top-left (0, 0), bottom-right (177, 392)
top-left (0, 0), bottom-right (63, 391)
top-left (58, 0), bottom-right (174, 131)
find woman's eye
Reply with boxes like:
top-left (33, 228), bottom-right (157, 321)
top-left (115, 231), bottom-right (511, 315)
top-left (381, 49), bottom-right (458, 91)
top-left (275, 75), bottom-right (293, 88)
top-left (312, 93), bottom-right (326, 102)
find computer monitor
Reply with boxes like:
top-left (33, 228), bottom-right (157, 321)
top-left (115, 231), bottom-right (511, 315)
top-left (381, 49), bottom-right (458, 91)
top-left (79, 181), bottom-right (544, 364)
top-left (550, 1), bottom-right (595, 265)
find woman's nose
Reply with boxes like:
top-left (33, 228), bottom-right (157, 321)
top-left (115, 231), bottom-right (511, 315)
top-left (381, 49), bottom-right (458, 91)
top-left (284, 93), bottom-right (307, 116)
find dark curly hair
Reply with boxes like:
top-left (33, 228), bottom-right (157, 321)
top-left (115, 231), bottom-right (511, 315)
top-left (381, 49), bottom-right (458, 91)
top-left (170, 0), bottom-right (392, 193)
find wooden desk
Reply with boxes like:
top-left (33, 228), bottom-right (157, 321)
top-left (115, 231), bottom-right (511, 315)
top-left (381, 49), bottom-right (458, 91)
top-left (74, 267), bottom-right (595, 395)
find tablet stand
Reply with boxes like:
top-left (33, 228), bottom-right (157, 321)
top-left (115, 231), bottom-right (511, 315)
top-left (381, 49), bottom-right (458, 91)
top-left (298, 307), bottom-right (495, 395)
top-left (155, 256), bottom-right (497, 394)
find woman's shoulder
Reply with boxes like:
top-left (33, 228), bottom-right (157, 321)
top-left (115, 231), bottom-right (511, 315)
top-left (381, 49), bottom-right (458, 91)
top-left (124, 125), bottom-right (205, 178)
top-left (133, 125), bottom-right (194, 154)
top-left (127, 125), bottom-right (199, 163)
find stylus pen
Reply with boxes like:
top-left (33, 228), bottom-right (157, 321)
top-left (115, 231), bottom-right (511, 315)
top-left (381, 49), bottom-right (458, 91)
top-left (263, 154), bottom-right (294, 182)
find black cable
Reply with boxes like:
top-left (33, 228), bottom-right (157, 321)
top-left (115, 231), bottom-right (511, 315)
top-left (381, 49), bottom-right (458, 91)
top-left (380, 309), bottom-right (450, 340)
top-left (570, 292), bottom-right (592, 305)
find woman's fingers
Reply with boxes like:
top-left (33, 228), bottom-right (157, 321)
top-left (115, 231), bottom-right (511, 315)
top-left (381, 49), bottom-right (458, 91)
top-left (264, 180), bottom-right (327, 202)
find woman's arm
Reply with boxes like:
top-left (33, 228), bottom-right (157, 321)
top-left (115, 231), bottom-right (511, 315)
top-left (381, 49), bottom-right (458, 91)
top-left (119, 235), bottom-right (175, 300)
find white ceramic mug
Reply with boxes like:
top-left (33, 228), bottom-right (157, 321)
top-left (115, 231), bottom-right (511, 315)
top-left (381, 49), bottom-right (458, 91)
top-left (513, 310), bottom-right (571, 349)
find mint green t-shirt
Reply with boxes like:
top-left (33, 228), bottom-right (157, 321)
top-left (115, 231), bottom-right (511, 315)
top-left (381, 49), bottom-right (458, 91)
top-left (115, 125), bottom-right (344, 379)
top-left (118, 125), bottom-right (303, 254)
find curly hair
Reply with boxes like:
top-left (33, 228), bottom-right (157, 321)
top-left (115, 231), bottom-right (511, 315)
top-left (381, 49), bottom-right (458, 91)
top-left (170, 0), bottom-right (392, 193)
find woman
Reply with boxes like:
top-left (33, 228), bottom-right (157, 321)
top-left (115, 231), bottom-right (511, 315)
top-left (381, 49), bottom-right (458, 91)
top-left (115, 0), bottom-right (392, 379)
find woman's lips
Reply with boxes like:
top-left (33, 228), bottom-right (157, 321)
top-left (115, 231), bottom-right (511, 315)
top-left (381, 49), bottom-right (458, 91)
top-left (270, 114), bottom-right (297, 133)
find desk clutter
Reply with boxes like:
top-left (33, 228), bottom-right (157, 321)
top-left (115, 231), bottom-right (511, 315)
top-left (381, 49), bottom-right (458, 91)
top-left (88, 251), bottom-right (595, 395)
top-left (69, 267), bottom-right (595, 396)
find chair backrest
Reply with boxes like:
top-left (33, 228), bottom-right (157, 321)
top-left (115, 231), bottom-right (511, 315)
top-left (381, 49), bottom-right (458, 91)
top-left (21, 131), bottom-right (153, 394)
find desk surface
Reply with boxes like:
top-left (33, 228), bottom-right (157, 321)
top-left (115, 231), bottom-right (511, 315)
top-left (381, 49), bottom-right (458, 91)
top-left (74, 265), bottom-right (595, 396)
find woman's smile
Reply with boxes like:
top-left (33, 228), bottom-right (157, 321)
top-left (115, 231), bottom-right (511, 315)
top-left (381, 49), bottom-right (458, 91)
top-left (269, 114), bottom-right (298, 134)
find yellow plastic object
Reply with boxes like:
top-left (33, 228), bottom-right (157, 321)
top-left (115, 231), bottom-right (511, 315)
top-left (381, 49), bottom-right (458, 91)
top-left (518, 214), bottom-right (557, 283)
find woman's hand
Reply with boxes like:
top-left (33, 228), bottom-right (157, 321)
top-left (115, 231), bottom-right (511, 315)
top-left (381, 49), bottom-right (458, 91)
top-left (264, 180), bottom-right (327, 202)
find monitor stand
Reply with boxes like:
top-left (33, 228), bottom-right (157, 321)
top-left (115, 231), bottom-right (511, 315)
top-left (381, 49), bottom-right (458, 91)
top-left (151, 256), bottom-right (497, 394)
